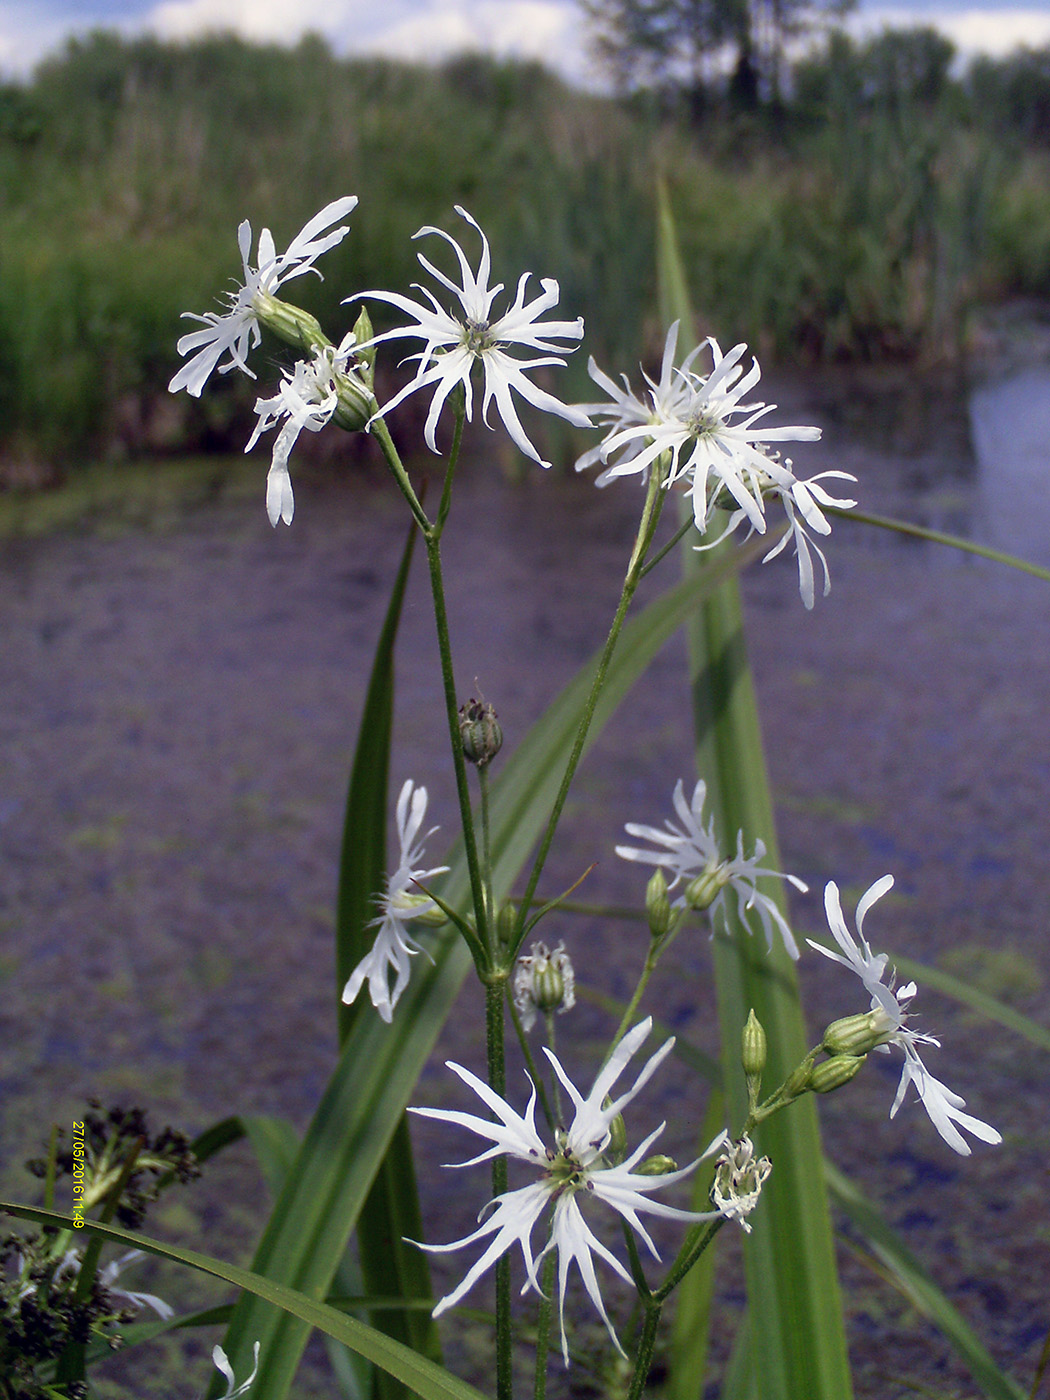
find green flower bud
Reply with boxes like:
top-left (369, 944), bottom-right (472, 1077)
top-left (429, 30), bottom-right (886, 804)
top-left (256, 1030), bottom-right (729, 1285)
top-left (496, 901), bottom-right (517, 949)
top-left (645, 868), bottom-right (673, 938)
top-left (331, 365), bottom-right (373, 433)
top-left (684, 864), bottom-right (729, 912)
top-left (809, 1054), bottom-right (866, 1094)
top-left (822, 1010), bottom-right (888, 1057)
top-left (783, 1057), bottom-right (815, 1099)
top-left (606, 1109), bottom-right (627, 1164)
top-left (351, 305), bottom-right (376, 384)
top-left (458, 698), bottom-right (503, 769)
top-left (635, 1154), bottom-right (679, 1176)
top-left (742, 1009), bottom-right (767, 1078)
top-left (252, 291), bottom-right (329, 356)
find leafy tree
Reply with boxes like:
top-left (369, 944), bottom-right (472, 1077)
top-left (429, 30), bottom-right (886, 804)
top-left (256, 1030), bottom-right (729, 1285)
top-left (583, 0), bottom-right (852, 111)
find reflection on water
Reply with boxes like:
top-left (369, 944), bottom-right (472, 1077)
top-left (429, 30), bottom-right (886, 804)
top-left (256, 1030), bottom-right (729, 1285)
top-left (971, 365), bottom-right (1050, 566)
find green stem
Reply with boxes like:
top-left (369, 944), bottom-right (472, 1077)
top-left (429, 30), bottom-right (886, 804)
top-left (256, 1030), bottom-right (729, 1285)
top-left (639, 514), bottom-right (695, 579)
top-left (607, 911), bottom-right (687, 1055)
top-left (626, 1303), bottom-right (663, 1400)
top-left (485, 977), bottom-right (512, 1400)
top-left (533, 1251), bottom-right (557, 1400)
top-left (479, 765), bottom-right (496, 952)
top-left (829, 505), bottom-right (1050, 583)
top-left (512, 469), bottom-right (667, 950)
top-left (656, 1217), bottom-right (725, 1303)
top-left (368, 413), bottom-right (431, 533)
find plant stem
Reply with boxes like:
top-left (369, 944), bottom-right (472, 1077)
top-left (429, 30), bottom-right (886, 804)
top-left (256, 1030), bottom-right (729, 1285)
top-left (533, 1251), bottom-right (557, 1400)
top-left (512, 468), bottom-right (667, 951)
top-left (626, 1302), bottom-right (663, 1400)
top-left (479, 764), bottom-right (496, 952)
top-left (485, 976), bottom-right (512, 1400)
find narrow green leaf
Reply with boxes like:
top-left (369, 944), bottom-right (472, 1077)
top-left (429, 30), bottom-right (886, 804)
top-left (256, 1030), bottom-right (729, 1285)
top-left (834, 507), bottom-right (1050, 585)
top-left (657, 178), bottom-right (854, 1400)
top-left (0, 1204), bottom-right (487, 1400)
top-left (211, 552), bottom-right (755, 1399)
top-left (825, 1162), bottom-right (1026, 1400)
top-left (331, 514), bottom-right (441, 1391)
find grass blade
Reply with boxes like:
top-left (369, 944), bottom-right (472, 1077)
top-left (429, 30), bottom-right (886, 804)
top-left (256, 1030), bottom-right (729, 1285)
top-left (657, 177), bottom-right (854, 1400)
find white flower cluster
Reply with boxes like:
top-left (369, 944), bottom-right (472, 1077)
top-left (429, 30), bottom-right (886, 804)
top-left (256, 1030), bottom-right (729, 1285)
top-left (810, 876), bottom-right (1003, 1155)
top-left (617, 777), bottom-right (808, 959)
top-left (410, 1019), bottom-right (728, 1364)
top-left (577, 322), bottom-right (857, 608)
top-left (341, 779), bottom-right (448, 1024)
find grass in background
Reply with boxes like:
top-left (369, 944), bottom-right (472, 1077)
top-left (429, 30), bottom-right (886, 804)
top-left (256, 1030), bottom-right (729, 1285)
top-left (0, 29), bottom-right (1048, 481)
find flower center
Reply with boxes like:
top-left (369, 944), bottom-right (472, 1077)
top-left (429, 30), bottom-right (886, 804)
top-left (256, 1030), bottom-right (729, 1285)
top-left (463, 318), bottom-right (498, 354)
top-left (686, 408), bottom-right (724, 439)
top-left (546, 1147), bottom-right (588, 1198)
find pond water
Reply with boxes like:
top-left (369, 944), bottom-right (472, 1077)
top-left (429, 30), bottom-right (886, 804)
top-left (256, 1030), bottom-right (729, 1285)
top-left (972, 364), bottom-right (1050, 565)
top-left (0, 361), bottom-right (1047, 1397)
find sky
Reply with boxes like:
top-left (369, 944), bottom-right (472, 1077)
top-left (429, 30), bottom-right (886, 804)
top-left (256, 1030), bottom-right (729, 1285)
top-left (2, 0), bottom-right (1050, 85)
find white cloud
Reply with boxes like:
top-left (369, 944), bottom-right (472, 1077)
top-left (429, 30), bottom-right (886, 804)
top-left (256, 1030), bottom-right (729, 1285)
top-left (851, 4), bottom-right (1050, 55)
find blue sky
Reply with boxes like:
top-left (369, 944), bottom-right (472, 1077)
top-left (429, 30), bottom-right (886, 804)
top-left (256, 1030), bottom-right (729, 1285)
top-left (3, 0), bottom-right (1049, 83)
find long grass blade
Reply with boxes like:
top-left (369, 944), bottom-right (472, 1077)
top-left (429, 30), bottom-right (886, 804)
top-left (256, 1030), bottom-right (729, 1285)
top-left (657, 177), bottom-right (854, 1400)
top-left (0, 1204), bottom-right (488, 1400)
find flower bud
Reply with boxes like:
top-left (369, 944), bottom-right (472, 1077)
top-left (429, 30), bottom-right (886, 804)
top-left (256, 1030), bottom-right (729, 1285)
top-left (684, 864), bottom-right (729, 912)
top-left (782, 1057), bottom-right (814, 1099)
top-left (741, 1009), bottom-right (767, 1079)
top-left (645, 869), bottom-right (672, 938)
top-left (822, 1011), bottom-right (887, 1057)
top-left (512, 940), bottom-right (575, 1032)
top-left (458, 698), bottom-right (503, 769)
top-left (496, 900), bottom-right (517, 949)
top-left (331, 365), bottom-right (373, 433)
top-left (635, 1154), bottom-right (679, 1177)
top-left (252, 291), bottom-right (329, 356)
top-left (809, 1054), bottom-right (866, 1094)
top-left (350, 305), bottom-right (376, 384)
top-left (606, 1109), bottom-right (627, 1164)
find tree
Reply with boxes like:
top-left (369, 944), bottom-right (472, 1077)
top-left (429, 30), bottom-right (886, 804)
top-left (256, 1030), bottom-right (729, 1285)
top-left (584, 0), bottom-right (853, 111)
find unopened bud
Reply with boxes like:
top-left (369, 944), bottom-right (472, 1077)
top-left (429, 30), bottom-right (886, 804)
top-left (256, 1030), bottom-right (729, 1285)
top-left (809, 1054), bottom-right (866, 1094)
top-left (252, 291), bottom-right (329, 356)
top-left (822, 1011), bottom-right (888, 1057)
top-left (645, 869), bottom-right (672, 938)
top-left (783, 1057), bottom-right (815, 1099)
top-left (741, 1009), bottom-right (767, 1079)
top-left (458, 698), bottom-right (503, 769)
top-left (684, 865), bottom-right (729, 912)
top-left (606, 1109), bottom-right (627, 1164)
top-left (512, 940), bottom-right (575, 1032)
top-left (635, 1154), bottom-right (679, 1176)
top-left (350, 306), bottom-right (376, 383)
top-left (496, 901), bottom-right (517, 949)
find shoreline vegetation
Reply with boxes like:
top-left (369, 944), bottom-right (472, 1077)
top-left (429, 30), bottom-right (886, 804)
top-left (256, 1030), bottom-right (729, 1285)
top-left (0, 29), bottom-right (1048, 488)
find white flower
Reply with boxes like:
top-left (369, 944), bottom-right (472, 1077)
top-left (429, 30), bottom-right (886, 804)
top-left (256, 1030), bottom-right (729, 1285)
top-left (709, 1136), bottom-right (771, 1234)
top-left (512, 940), bottom-right (576, 1032)
top-left (706, 457), bottom-right (857, 609)
top-left (809, 877), bottom-right (1003, 1156)
top-left (212, 1341), bottom-right (260, 1398)
top-left (573, 321), bottom-right (699, 484)
top-left (592, 331), bottom-right (821, 534)
top-left (616, 779), bottom-right (808, 959)
top-left (169, 197), bottom-right (358, 397)
top-left (354, 207), bottom-right (591, 467)
top-left (341, 780), bottom-right (448, 1023)
top-left (245, 346), bottom-right (350, 526)
top-left (410, 1018), bottom-right (724, 1363)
